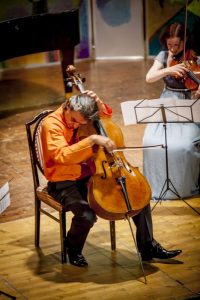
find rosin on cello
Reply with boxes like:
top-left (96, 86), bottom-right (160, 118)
top-left (66, 65), bottom-right (152, 221)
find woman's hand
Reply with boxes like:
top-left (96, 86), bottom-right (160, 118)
top-left (146, 60), bottom-right (189, 83)
top-left (167, 63), bottom-right (188, 77)
top-left (194, 85), bottom-right (200, 98)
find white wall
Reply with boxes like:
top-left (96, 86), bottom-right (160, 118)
top-left (91, 0), bottom-right (144, 60)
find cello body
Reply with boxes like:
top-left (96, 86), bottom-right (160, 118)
top-left (87, 117), bottom-right (152, 220)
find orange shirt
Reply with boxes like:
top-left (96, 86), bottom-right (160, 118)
top-left (41, 104), bottom-right (112, 182)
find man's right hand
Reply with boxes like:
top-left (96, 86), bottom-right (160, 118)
top-left (90, 134), bottom-right (116, 153)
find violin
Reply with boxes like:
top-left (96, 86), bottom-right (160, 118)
top-left (66, 65), bottom-right (151, 220)
top-left (170, 50), bottom-right (200, 90)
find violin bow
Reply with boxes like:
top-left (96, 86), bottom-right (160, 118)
top-left (183, 0), bottom-right (188, 63)
top-left (182, 1), bottom-right (200, 87)
top-left (112, 144), bottom-right (165, 152)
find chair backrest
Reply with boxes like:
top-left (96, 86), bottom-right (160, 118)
top-left (25, 110), bottom-right (53, 191)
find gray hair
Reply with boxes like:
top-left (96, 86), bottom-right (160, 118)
top-left (67, 94), bottom-right (99, 121)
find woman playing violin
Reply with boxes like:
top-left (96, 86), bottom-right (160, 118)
top-left (146, 22), bottom-right (200, 98)
top-left (41, 90), bottom-right (181, 267)
top-left (144, 22), bottom-right (200, 200)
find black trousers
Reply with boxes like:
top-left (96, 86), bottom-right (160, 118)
top-left (48, 177), bottom-right (153, 254)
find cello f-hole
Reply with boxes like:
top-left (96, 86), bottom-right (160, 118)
top-left (101, 160), bottom-right (108, 179)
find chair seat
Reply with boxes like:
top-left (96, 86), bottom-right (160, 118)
top-left (36, 186), bottom-right (63, 212)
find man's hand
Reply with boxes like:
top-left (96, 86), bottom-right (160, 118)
top-left (83, 90), bottom-right (106, 113)
top-left (90, 134), bottom-right (116, 153)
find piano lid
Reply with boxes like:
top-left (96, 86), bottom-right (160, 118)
top-left (0, 9), bottom-right (80, 61)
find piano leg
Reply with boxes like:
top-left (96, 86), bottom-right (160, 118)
top-left (60, 47), bottom-right (74, 95)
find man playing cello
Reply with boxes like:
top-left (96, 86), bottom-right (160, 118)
top-left (41, 89), bottom-right (182, 267)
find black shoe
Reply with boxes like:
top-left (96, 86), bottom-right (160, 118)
top-left (141, 240), bottom-right (182, 261)
top-left (68, 252), bottom-right (88, 267)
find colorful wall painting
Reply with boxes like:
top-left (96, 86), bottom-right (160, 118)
top-left (146, 0), bottom-right (200, 56)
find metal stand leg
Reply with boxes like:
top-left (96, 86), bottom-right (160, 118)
top-left (116, 176), bottom-right (147, 283)
top-left (152, 121), bottom-right (200, 215)
top-left (126, 215), bottom-right (147, 284)
top-left (152, 123), bottom-right (181, 211)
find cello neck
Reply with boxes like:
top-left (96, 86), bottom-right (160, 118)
top-left (66, 65), bottom-right (86, 93)
top-left (93, 119), bottom-right (108, 137)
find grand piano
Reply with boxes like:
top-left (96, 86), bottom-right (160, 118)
top-left (0, 9), bottom-right (80, 93)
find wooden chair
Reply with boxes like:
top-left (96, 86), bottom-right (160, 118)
top-left (25, 110), bottom-right (116, 264)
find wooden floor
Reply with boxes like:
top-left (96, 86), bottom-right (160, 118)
top-left (0, 59), bottom-right (200, 299)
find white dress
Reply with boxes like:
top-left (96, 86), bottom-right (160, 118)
top-left (143, 51), bottom-right (200, 199)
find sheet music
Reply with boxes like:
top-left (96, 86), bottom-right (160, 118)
top-left (121, 98), bottom-right (200, 125)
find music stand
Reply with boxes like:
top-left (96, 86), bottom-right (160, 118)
top-left (121, 98), bottom-right (200, 214)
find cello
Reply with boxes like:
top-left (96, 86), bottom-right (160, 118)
top-left (66, 65), bottom-right (151, 221)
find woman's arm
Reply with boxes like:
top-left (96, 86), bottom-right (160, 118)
top-left (146, 60), bottom-right (166, 83)
top-left (146, 59), bottom-right (189, 83)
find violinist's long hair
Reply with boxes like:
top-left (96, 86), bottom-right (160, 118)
top-left (160, 22), bottom-right (190, 49)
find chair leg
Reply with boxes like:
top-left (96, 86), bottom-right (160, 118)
top-left (35, 198), bottom-right (41, 247)
top-left (109, 221), bottom-right (116, 250)
top-left (59, 211), bottom-right (67, 263)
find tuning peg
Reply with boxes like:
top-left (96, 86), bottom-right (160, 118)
top-left (77, 74), bottom-right (86, 83)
